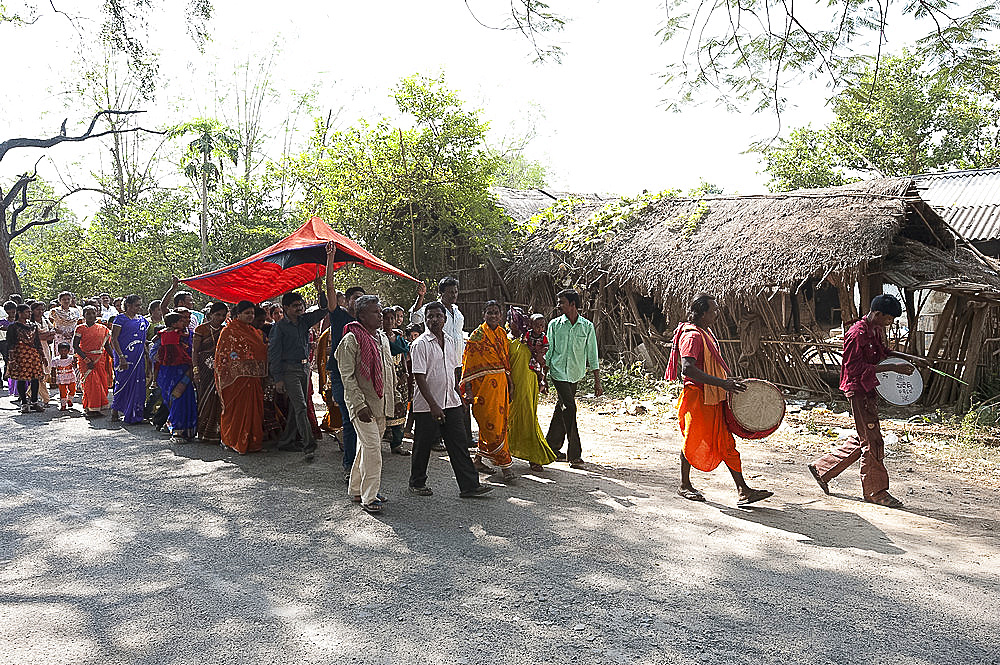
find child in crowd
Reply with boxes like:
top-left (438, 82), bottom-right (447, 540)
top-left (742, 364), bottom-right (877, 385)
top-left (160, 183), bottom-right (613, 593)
top-left (525, 313), bottom-right (549, 392)
top-left (51, 342), bottom-right (79, 410)
top-left (1, 301), bottom-right (14, 394)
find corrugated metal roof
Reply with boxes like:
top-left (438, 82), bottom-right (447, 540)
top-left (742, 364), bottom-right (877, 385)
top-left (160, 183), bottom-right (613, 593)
top-left (914, 168), bottom-right (1000, 241)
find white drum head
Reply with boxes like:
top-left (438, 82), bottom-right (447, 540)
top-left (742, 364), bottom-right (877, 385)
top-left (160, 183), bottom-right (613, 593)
top-left (875, 359), bottom-right (923, 405)
top-left (729, 379), bottom-right (786, 432)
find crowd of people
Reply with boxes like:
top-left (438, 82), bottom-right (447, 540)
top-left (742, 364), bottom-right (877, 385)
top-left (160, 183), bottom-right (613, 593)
top-left (2, 242), bottom-right (918, 512)
top-left (0, 243), bottom-right (603, 513)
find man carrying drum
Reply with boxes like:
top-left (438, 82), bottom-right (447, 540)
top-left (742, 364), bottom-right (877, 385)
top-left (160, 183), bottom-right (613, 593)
top-left (667, 293), bottom-right (774, 505)
top-left (808, 294), bottom-right (928, 508)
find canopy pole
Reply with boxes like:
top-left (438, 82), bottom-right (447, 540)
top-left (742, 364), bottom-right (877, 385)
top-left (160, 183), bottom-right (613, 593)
top-left (398, 128), bottom-right (418, 277)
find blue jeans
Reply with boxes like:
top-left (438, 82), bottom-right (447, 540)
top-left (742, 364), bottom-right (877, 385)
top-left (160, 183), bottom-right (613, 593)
top-left (329, 374), bottom-right (357, 472)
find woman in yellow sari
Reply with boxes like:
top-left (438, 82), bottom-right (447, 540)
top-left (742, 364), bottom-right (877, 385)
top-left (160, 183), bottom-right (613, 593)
top-left (460, 300), bottom-right (515, 482)
top-left (215, 301), bottom-right (268, 454)
top-left (506, 307), bottom-right (557, 471)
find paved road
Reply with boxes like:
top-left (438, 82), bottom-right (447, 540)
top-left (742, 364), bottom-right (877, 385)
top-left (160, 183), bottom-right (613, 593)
top-left (1, 404), bottom-right (998, 665)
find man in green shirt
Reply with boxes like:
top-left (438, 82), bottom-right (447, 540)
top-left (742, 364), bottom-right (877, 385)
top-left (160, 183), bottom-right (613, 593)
top-left (545, 288), bottom-right (602, 468)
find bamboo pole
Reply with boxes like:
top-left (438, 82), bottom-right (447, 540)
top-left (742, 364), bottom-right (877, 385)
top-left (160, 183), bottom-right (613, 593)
top-left (959, 305), bottom-right (988, 407)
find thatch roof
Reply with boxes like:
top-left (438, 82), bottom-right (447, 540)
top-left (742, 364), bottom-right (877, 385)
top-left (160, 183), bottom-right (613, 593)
top-left (491, 187), bottom-right (609, 224)
top-left (506, 177), bottom-right (1000, 302)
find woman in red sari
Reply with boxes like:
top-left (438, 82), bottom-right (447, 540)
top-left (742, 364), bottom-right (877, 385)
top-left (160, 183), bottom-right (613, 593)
top-left (73, 305), bottom-right (113, 417)
top-left (460, 300), bottom-right (515, 482)
top-left (215, 301), bottom-right (267, 454)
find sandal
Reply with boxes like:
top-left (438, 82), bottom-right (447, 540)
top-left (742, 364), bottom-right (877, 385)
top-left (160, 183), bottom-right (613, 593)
top-left (391, 447), bottom-right (412, 456)
top-left (502, 469), bottom-right (518, 483)
top-left (361, 499), bottom-right (384, 514)
top-left (473, 458), bottom-right (495, 474)
top-left (866, 493), bottom-right (904, 509)
top-left (807, 464), bottom-right (830, 495)
top-left (737, 488), bottom-right (774, 506)
top-left (351, 493), bottom-right (389, 504)
top-left (677, 487), bottom-right (706, 502)
top-left (529, 463), bottom-right (544, 472)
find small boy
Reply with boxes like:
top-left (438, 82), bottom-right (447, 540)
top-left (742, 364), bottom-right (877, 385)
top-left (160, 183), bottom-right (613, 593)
top-left (51, 342), bottom-right (79, 410)
top-left (525, 313), bottom-right (549, 392)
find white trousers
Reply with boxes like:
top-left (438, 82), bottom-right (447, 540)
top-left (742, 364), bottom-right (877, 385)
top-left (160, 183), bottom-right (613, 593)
top-left (349, 415), bottom-right (386, 504)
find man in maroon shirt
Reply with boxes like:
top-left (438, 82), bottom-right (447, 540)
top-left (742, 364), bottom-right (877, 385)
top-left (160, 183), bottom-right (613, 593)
top-left (808, 294), bottom-right (927, 508)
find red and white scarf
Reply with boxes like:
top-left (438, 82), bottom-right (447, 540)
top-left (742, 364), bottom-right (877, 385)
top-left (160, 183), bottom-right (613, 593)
top-left (343, 321), bottom-right (384, 398)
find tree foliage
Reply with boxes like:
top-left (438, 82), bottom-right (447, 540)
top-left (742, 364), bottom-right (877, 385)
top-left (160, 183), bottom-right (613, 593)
top-left (481, 1), bottom-right (1000, 116)
top-left (13, 189), bottom-right (198, 300)
top-left (287, 74), bottom-right (507, 303)
top-left (752, 51), bottom-right (1000, 191)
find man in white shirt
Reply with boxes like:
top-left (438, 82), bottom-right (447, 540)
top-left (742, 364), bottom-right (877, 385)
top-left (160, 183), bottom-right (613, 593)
top-left (98, 293), bottom-right (119, 322)
top-left (408, 301), bottom-right (492, 498)
top-left (410, 276), bottom-right (472, 449)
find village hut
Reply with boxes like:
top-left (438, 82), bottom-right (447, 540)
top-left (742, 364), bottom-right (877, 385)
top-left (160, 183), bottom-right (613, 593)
top-left (501, 178), bottom-right (1000, 408)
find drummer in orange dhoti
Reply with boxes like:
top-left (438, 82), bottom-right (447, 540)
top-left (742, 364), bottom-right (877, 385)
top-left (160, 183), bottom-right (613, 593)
top-left (667, 293), bottom-right (774, 505)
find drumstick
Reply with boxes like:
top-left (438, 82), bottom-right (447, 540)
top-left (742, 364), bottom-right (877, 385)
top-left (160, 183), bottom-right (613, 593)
top-left (927, 366), bottom-right (969, 385)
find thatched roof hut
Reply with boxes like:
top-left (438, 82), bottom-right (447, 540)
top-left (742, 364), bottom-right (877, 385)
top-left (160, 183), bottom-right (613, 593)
top-left (501, 178), bottom-right (1000, 407)
top-left (508, 178), bottom-right (996, 304)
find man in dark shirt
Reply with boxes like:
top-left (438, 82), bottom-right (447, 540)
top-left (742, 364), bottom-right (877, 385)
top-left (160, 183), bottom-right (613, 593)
top-left (268, 246), bottom-right (336, 457)
top-left (808, 294), bottom-right (927, 508)
top-left (327, 285), bottom-right (365, 479)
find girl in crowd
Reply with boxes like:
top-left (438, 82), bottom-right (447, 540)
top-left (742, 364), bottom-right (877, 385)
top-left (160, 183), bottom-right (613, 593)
top-left (215, 301), bottom-right (268, 454)
top-left (29, 301), bottom-right (56, 406)
top-left (49, 291), bottom-right (81, 351)
top-left (7, 304), bottom-right (47, 413)
top-left (461, 300), bottom-right (516, 482)
top-left (74, 305), bottom-right (113, 417)
top-left (52, 342), bottom-right (79, 410)
top-left (193, 302), bottom-right (228, 442)
top-left (506, 307), bottom-right (558, 472)
top-left (156, 309), bottom-right (197, 440)
top-left (110, 295), bottom-right (149, 424)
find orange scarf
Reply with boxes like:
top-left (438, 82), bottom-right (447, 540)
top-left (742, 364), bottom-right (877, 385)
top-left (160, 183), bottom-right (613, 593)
top-left (666, 323), bottom-right (731, 405)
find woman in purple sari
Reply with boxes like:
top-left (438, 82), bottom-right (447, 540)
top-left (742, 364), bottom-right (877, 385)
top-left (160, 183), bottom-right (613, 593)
top-left (110, 294), bottom-right (150, 424)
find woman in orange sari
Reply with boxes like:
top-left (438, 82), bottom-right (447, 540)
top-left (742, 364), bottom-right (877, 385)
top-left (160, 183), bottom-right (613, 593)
top-left (666, 293), bottom-right (772, 505)
top-left (73, 305), bottom-right (113, 417)
top-left (215, 301), bottom-right (267, 454)
top-left (315, 327), bottom-right (344, 435)
top-left (460, 300), bottom-right (515, 482)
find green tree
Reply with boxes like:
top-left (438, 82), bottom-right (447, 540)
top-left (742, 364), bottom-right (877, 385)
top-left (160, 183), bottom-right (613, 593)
top-left (170, 118), bottom-right (240, 270)
top-left (753, 127), bottom-right (851, 191)
top-left (288, 74), bottom-right (506, 303)
top-left (14, 190), bottom-right (199, 300)
top-left (753, 52), bottom-right (1000, 190)
top-left (493, 152), bottom-right (548, 189)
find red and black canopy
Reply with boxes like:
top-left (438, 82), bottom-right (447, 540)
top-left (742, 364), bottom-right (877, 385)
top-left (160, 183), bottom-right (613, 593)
top-left (182, 217), bottom-right (417, 303)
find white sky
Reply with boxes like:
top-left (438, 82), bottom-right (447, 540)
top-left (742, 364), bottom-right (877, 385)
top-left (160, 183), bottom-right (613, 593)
top-left (2, 0), bottom-right (871, 215)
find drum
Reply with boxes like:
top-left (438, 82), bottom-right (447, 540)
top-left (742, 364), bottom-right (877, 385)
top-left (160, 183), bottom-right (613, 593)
top-left (724, 379), bottom-right (786, 439)
top-left (875, 359), bottom-right (923, 405)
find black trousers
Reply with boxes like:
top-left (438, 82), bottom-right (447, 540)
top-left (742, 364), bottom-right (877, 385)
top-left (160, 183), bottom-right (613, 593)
top-left (546, 380), bottom-right (582, 460)
top-left (16, 379), bottom-right (39, 403)
top-left (410, 408), bottom-right (480, 492)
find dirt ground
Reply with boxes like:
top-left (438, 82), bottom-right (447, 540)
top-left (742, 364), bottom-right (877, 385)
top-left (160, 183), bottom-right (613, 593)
top-left (550, 389), bottom-right (1000, 550)
top-left (3, 387), bottom-right (999, 664)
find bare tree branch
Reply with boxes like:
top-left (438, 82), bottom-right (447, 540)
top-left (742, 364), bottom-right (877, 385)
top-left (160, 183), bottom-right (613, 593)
top-left (0, 110), bottom-right (165, 163)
